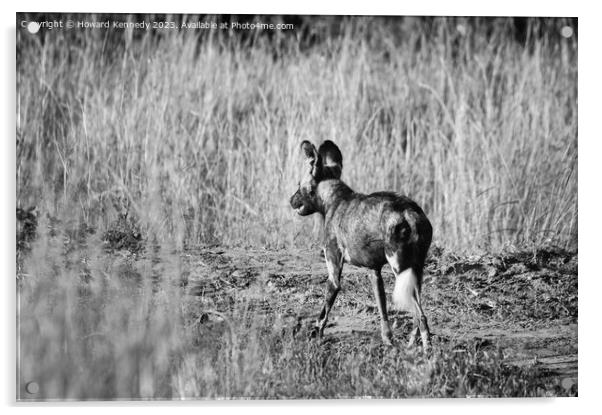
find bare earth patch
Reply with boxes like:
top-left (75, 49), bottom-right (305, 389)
top-left (180, 245), bottom-right (577, 397)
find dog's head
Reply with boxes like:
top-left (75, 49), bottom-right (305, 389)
top-left (290, 140), bottom-right (343, 216)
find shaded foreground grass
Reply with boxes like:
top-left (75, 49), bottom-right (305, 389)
top-left (17, 231), bottom-right (577, 400)
top-left (176, 314), bottom-right (570, 399)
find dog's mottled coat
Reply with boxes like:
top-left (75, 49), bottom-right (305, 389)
top-left (290, 140), bottom-right (432, 348)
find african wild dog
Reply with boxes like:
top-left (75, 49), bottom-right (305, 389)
top-left (290, 140), bottom-right (433, 348)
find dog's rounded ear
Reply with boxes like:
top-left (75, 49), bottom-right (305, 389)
top-left (300, 140), bottom-right (322, 177)
top-left (318, 140), bottom-right (343, 179)
top-left (300, 140), bottom-right (318, 162)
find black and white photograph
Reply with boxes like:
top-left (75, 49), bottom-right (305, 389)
top-left (15, 10), bottom-right (578, 401)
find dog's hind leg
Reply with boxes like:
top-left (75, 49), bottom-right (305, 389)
top-left (408, 316), bottom-right (419, 347)
top-left (413, 266), bottom-right (431, 350)
top-left (315, 246), bottom-right (343, 338)
top-left (412, 291), bottom-right (431, 351)
top-left (403, 288), bottom-right (431, 350)
top-left (370, 269), bottom-right (393, 345)
top-left (390, 263), bottom-right (431, 351)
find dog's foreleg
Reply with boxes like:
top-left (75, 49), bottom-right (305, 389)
top-left (315, 248), bottom-right (343, 338)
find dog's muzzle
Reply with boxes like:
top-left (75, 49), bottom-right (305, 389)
top-left (290, 190), bottom-right (310, 215)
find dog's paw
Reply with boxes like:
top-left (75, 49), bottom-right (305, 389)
top-left (308, 326), bottom-right (321, 339)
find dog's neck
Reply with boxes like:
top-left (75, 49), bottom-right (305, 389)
top-left (317, 179), bottom-right (354, 215)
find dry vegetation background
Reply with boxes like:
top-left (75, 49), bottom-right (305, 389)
top-left (17, 15), bottom-right (577, 252)
top-left (16, 15), bottom-right (577, 400)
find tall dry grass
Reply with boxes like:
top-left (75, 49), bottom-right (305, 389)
top-left (17, 16), bottom-right (577, 252)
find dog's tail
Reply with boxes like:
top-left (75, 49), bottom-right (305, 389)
top-left (392, 268), bottom-right (419, 312)
top-left (384, 209), bottom-right (430, 312)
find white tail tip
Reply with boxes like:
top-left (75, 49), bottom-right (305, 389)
top-left (392, 268), bottom-right (418, 311)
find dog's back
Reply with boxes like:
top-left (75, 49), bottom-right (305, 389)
top-left (322, 186), bottom-right (431, 272)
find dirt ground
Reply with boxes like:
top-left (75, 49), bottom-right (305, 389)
top-left (179, 245), bottom-right (578, 395)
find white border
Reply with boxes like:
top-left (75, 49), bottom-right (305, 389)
top-left (3, 1), bottom-right (599, 414)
